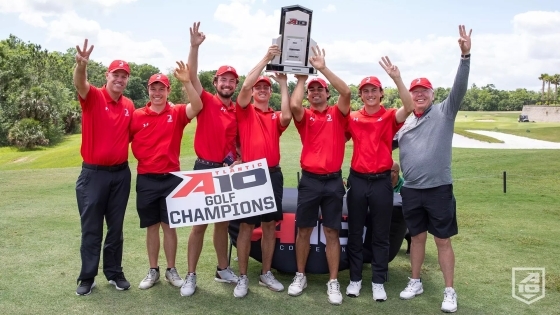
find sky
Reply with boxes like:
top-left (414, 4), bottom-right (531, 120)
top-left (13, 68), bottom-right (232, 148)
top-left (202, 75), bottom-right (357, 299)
top-left (1, 0), bottom-right (559, 91)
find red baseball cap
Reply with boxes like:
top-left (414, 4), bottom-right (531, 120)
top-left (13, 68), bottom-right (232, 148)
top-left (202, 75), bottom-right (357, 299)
top-left (307, 77), bottom-right (328, 89)
top-left (359, 76), bottom-right (382, 90)
top-left (253, 76), bottom-right (271, 87)
top-left (148, 73), bottom-right (170, 88)
top-left (108, 60), bottom-right (130, 74)
top-left (409, 77), bottom-right (433, 91)
top-left (216, 65), bottom-right (238, 78)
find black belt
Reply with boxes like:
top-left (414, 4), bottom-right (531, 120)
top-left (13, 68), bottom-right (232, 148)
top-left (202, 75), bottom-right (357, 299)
top-left (350, 168), bottom-right (390, 180)
top-left (141, 173), bottom-right (174, 179)
top-left (82, 161), bottom-right (128, 172)
top-left (195, 158), bottom-right (223, 168)
top-left (302, 169), bottom-right (341, 180)
top-left (269, 166), bottom-right (281, 173)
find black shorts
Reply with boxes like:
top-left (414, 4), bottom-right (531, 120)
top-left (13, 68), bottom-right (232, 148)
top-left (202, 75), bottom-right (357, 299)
top-left (136, 173), bottom-right (183, 228)
top-left (296, 170), bottom-right (345, 230)
top-left (401, 184), bottom-right (458, 239)
top-left (236, 170), bottom-right (284, 225)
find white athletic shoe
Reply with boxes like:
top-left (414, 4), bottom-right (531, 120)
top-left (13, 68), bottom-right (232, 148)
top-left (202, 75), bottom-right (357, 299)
top-left (180, 273), bottom-right (197, 297)
top-left (327, 279), bottom-right (343, 305)
top-left (288, 272), bottom-right (307, 296)
top-left (441, 287), bottom-right (458, 313)
top-left (259, 271), bottom-right (284, 292)
top-left (400, 278), bottom-right (424, 299)
top-left (138, 268), bottom-right (159, 290)
top-left (372, 283), bottom-right (387, 301)
top-left (215, 266), bottom-right (239, 283)
top-left (234, 275), bottom-right (249, 298)
top-left (346, 280), bottom-right (362, 297)
top-left (165, 267), bottom-right (183, 288)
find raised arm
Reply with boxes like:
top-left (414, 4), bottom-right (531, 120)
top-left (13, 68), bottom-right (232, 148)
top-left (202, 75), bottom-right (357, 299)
top-left (187, 22), bottom-right (206, 96)
top-left (379, 56), bottom-right (414, 123)
top-left (290, 74), bottom-right (308, 122)
top-left (270, 73), bottom-right (291, 127)
top-left (73, 39), bottom-right (93, 99)
top-left (174, 60), bottom-right (202, 119)
top-left (308, 46), bottom-right (351, 116)
top-left (237, 45), bottom-right (281, 108)
top-left (443, 25), bottom-right (472, 117)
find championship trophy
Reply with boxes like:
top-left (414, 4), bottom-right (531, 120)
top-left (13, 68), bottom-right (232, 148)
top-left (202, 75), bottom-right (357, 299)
top-left (265, 5), bottom-right (317, 75)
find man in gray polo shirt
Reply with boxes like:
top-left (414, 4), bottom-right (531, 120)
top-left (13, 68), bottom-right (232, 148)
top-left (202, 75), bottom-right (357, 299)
top-left (396, 25), bottom-right (472, 313)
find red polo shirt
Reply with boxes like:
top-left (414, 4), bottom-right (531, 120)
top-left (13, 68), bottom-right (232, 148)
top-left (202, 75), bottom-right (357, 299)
top-left (347, 106), bottom-right (403, 173)
top-left (194, 90), bottom-right (237, 163)
top-left (294, 105), bottom-right (347, 174)
top-left (130, 102), bottom-right (190, 174)
top-left (236, 103), bottom-right (287, 167)
top-left (78, 85), bottom-right (134, 166)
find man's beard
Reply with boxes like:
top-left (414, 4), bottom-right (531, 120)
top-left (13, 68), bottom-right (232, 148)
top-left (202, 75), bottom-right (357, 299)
top-left (217, 89), bottom-right (234, 99)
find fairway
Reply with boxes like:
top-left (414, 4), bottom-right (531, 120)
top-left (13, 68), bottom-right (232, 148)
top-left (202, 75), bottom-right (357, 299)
top-left (1, 113), bottom-right (559, 314)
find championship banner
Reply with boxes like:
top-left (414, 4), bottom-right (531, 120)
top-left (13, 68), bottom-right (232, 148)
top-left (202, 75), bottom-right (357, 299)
top-left (166, 158), bottom-right (277, 228)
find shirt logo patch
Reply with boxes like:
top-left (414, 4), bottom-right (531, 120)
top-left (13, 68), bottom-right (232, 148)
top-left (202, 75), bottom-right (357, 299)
top-left (377, 117), bottom-right (383, 122)
top-left (105, 106), bottom-right (109, 111)
top-left (353, 117), bottom-right (358, 121)
top-left (221, 107), bottom-right (227, 113)
top-left (143, 123), bottom-right (149, 128)
top-left (309, 116), bottom-right (315, 121)
top-left (167, 115), bottom-right (173, 122)
top-left (271, 113), bottom-right (277, 120)
top-left (124, 108), bottom-right (129, 116)
top-left (326, 114), bottom-right (332, 122)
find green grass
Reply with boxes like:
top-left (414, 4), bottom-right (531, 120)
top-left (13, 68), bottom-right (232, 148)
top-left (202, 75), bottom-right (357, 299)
top-left (1, 112), bottom-right (560, 314)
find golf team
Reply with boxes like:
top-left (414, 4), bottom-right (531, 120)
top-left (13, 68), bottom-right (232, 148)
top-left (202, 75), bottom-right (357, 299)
top-left (73, 21), bottom-right (472, 313)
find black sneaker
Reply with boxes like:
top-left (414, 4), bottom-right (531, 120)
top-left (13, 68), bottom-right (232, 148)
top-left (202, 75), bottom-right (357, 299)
top-left (76, 278), bottom-right (96, 296)
top-left (109, 273), bottom-right (130, 291)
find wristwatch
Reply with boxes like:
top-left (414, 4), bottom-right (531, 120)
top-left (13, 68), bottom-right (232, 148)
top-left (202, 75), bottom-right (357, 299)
top-left (461, 53), bottom-right (471, 59)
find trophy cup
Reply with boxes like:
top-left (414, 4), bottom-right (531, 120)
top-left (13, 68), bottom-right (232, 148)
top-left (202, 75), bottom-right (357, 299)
top-left (265, 5), bottom-right (317, 75)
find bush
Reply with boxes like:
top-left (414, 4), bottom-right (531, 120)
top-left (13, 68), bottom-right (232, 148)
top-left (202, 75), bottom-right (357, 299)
top-left (7, 118), bottom-right (49, 149)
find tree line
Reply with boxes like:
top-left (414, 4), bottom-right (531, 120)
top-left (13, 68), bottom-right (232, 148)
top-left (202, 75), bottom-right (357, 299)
top-left (0, 35), bottom-right (547, 149)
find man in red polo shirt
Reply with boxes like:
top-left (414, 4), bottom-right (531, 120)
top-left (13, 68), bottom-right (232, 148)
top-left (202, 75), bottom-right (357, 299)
top-left (130, 61), bottom-right (203, 290)
top-left (287, 46), bottom-right (351, 305)
top-left (344, 57), bottom-right (414, 301)
top-left (73, 39), bottom-right (135, 295)
top-left (180, 21), bottom-right (240, 297)
top-left (231, 45), bottom-right (291, 298)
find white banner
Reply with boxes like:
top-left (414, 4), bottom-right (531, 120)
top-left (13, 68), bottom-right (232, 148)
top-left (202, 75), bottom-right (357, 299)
top-left (166, 158), bottom-right (277, 228)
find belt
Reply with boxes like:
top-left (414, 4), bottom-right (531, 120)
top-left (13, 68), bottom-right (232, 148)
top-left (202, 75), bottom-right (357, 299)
top-left (350, 168), bottom-right (390, 180)
top-left (82, 161), bottom-right (128, 172)
top-left (302, 169), bottom-right (341, 180)
top-left (269, 166), bottom-right (281, 173)
top-left (195, 158), bottom-right (223, 168)
top-left (141, 173), bottom-right (174, 179)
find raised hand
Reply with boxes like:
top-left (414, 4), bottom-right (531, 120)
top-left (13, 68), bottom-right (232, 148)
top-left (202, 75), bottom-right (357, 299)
top-left (266, 44), bottom-right (281, 61)
top-left (458, 25), bottom-right (472, 54)
top-left (173, 61), bottom-right (191, 83)
top-left (294, 74), bottom-right (308, 82)
top-left (379, 56), bottom-right (401, 79)
top-left (270, 72), bottom-right (287, 84)
top-left (190, 22), bottom-right (206, 47)
top-left (308, 45), bottom-right (326, 70)
top-left (75, 39), bottom-right (94, 67)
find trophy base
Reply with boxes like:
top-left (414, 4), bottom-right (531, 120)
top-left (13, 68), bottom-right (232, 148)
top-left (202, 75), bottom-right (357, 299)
top-left (265, 64), bottom-right (317, 75)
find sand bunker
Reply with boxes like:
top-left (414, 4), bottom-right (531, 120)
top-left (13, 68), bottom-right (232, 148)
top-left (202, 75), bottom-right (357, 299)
top-left (452, 130), bottom-right (560, 149)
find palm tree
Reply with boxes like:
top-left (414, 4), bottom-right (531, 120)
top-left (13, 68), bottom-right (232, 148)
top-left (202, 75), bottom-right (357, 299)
top-left (538, 73), bottom-right (547, 103)
top-left (546, 74), bottom-right (552, 105)
top-left (552, 74), bottom-right (560, 105)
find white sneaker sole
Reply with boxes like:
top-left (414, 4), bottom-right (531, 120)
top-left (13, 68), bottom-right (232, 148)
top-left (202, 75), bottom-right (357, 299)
top-left (138, 281), bottom-right (157, 290)
top-left (328, 296), bottom-right (343, 305)
top-left (180, 287), bottom-right (196, 297)
top-left (346, 291), bottom-right (360, 297)
top-left (76, 281), bottom-right (96, 296)
top-left (214, 277), bottom-right (237, 284)
top-left (259, 281), bottom-right (284, 292)
top-left (400, 289), bottom-right (424, 300)
top-left (374, 296), bottom-right (387, 302)
top-left (233, 290), bottom-right (248, 298)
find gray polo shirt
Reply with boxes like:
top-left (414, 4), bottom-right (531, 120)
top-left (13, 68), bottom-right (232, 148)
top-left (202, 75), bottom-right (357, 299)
top-left (397, 58), bottom-right (470, 189)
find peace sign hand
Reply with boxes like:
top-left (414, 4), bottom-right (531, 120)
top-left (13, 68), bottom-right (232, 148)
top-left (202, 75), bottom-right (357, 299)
top-left (379, 56), bottom-right (401, 79)
top-left (75, 39), bottom-right (94, 66)
top-left (458, 25), bottom-right (472, 55)
top-left (190, 22), bottom-right (206, 47)
top-left (174, 61), bottom-right (191, 83)
top-left (308, 45), bottom-right (326, 71)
